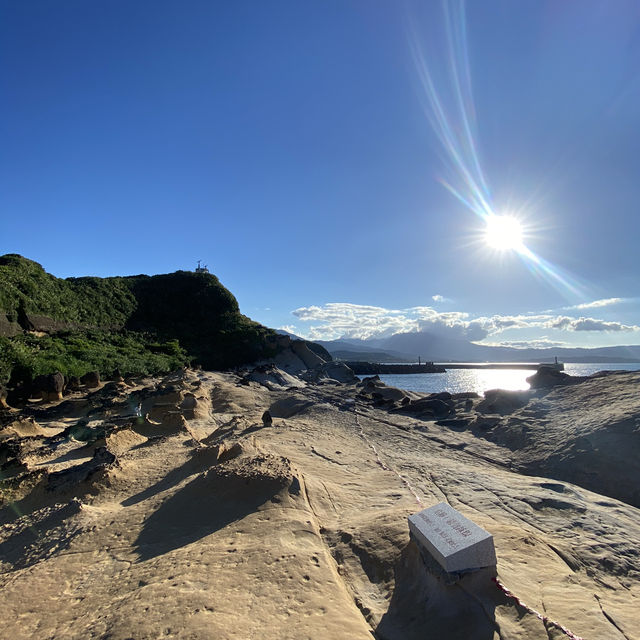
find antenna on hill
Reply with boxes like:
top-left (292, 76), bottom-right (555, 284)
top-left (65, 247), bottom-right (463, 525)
top-left (195, 260), bottom-right (209, 274)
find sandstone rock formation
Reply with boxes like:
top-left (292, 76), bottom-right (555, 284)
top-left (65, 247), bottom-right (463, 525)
top-left (243, 364), bottom-right (306, 390)
top-left (301, 361), bottom-right (359, 384)
top-left (481, 370), bottom-right (640, 507)
top-left (0, 368), bottom-right (639, 640)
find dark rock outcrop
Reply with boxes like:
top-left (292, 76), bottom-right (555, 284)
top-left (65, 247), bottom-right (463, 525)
top-left (22, 314), bottom-right (71, 333)
top-left (358, 377), bottom-right (410, 405)
top-left (32, 372), bottom-right (65, 402)
top-left (526, 366), bottom-right (577, 389)
top-left (80, 371), bottom-right (101, 388)
top-left (0, 314), bottom-right (21, 337)
top-left (475, 389), bottom-right (531, 415)
top-left (401, 397), bottom-right (453, 418)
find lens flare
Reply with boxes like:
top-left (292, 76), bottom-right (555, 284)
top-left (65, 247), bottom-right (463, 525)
top-left (409, 0), bottom-right (588, 301)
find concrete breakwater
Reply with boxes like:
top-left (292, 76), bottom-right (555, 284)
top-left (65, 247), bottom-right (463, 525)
top-left (437, 362), bottom-right (564, 371)
top-left (345, 361), bottom-right (564, 375)
top-left (345, 362), bottom-right (446, 375)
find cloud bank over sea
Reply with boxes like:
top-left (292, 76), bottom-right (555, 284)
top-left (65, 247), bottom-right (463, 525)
top-left (285, 300), bottom-right (640, 347)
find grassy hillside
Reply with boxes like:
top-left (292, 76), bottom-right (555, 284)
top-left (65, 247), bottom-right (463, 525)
top-left (0, 254), bottom-right (137, 328)
top-left (0, 254), bottom-right (278, 385)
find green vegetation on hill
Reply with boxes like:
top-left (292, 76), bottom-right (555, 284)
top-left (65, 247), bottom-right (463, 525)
top-left (0, 254), bottom-right (137, 327)
top-left (0, 254), bottom-right (279, 385)
top-left (0, 331), bottom-right (188, 385)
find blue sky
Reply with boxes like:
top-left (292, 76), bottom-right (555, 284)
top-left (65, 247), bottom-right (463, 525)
top-left (2, 0), bottom-right (639, 349)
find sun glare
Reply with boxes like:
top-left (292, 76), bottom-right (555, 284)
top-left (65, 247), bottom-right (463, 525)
top-left (484, 215), bottom-right (524, 251)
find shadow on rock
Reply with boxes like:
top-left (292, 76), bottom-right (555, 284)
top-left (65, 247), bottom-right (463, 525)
top-left (376, 541), bottom-right (499, 640)
top-left (121, 445), bottom-right (228, 507)
top-left (0, 499), bottom-right (83, 570)
top-left (1, 447), bottom-right (116, 525)
top-left (134, 462), bottom-right (290, 561)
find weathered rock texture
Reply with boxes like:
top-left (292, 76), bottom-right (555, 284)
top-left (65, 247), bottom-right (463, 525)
top-left (1, 369), bottom-right (639, 639)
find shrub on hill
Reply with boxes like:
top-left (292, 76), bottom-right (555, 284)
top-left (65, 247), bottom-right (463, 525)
top-left (0, 254), bottom-right (136, 327)
top-left (0, 331), bottom-right (189, 387)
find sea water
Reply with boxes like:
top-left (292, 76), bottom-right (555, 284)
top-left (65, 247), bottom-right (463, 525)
top-left (376, 363), bottom-right (640, 396)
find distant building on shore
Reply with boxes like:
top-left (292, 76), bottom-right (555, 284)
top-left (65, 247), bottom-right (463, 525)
top-left (195, 260), bottom-right (210, 274)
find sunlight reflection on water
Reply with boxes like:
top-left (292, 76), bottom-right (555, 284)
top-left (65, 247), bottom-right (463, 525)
top-left (376, 363), bottom-right (640, 396)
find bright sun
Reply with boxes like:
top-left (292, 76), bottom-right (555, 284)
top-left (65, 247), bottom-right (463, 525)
top-left (484, 215), bottom-right (524, 251)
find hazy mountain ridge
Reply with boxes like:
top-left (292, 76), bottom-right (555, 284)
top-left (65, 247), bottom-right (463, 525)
top-left (318, 332), bottom-right (640, 363)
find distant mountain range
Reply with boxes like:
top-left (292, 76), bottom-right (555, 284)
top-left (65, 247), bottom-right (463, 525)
top-left (312, 332), bottom-right (640, 363)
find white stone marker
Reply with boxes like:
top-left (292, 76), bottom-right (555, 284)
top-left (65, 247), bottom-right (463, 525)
top-left (408, 502), bottom-right (497, 573)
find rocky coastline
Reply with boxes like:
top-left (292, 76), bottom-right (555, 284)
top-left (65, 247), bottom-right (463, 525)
top-left (1, 355), bottom-right (639, 639)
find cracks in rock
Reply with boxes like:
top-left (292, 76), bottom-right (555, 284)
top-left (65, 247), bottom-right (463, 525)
top-left (594, 594), bottom-right (631, 640)
top-left (354, 411), bottom-right (423, 506)
top-left (546, 542), bottom-right (581, 573)
top-left (309, 447), bottom-right (348, 466)
top-left (428, 472), bottom-right (452, 504)
top-left (483, 487), bottom-right (548, 534)
top-left (299, 472), bottom-right (317, 521)
top-left (540, 598), bottom-right (554, 640)
top-left (298, 470), bottom-right (379, 636)
top-left (452, 495), bottom-right (490, 519)
top-left (353, 410), bottom-right (412, 434)
top-left (321, 481), bottom-right (339, 514)
top-left (353, 405), bottom-right (511, 474)
top-left (106, 550), bottom-right (133, 568)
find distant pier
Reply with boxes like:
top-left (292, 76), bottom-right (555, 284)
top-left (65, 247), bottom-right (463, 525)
top-left (436, 362), bottom-right (564, 371)
top-left (345, 361), bottom-right (563, 375)
top-left (345, 362), bottom-right (446, 375)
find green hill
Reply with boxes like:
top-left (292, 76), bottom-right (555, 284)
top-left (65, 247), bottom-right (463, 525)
top-left (0, 254), bottom-right (279, 385)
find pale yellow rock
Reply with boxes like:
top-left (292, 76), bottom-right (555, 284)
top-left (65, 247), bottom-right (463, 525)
top-left (1, 370), bottom-right (639, 640)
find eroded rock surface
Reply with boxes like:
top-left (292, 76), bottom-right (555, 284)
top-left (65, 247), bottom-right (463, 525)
top-left (1, 369), bottom-right (639, 640)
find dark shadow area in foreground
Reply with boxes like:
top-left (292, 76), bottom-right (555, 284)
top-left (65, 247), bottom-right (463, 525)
top-left (0, 499), bottom-right (82, 570)
top-left (121, 447), bottom-right (221, 507)
top-left (376, 542), bottom-right (500, 640)
top-left (134, 465), bottom-right (287, 561)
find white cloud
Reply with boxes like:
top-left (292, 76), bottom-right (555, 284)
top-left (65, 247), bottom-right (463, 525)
top-left (482, 338), bottom-right (568, 350)
top-left (567, 297), bottom-right (623, 310)
top-left (292, 303), bottom-right (428, 340)
top-left (290, 303), bottom-right (640, 342)
top-left (432, 294), bottom-right (450, 303)
top-left (291, 303), bottom-right (475, 341)
top-left (476, 314), bottom-right (640, 334)
top-left (548, 316), bottom-right (638, 332)
top-left (278, 325), bottom-right (298, 334)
